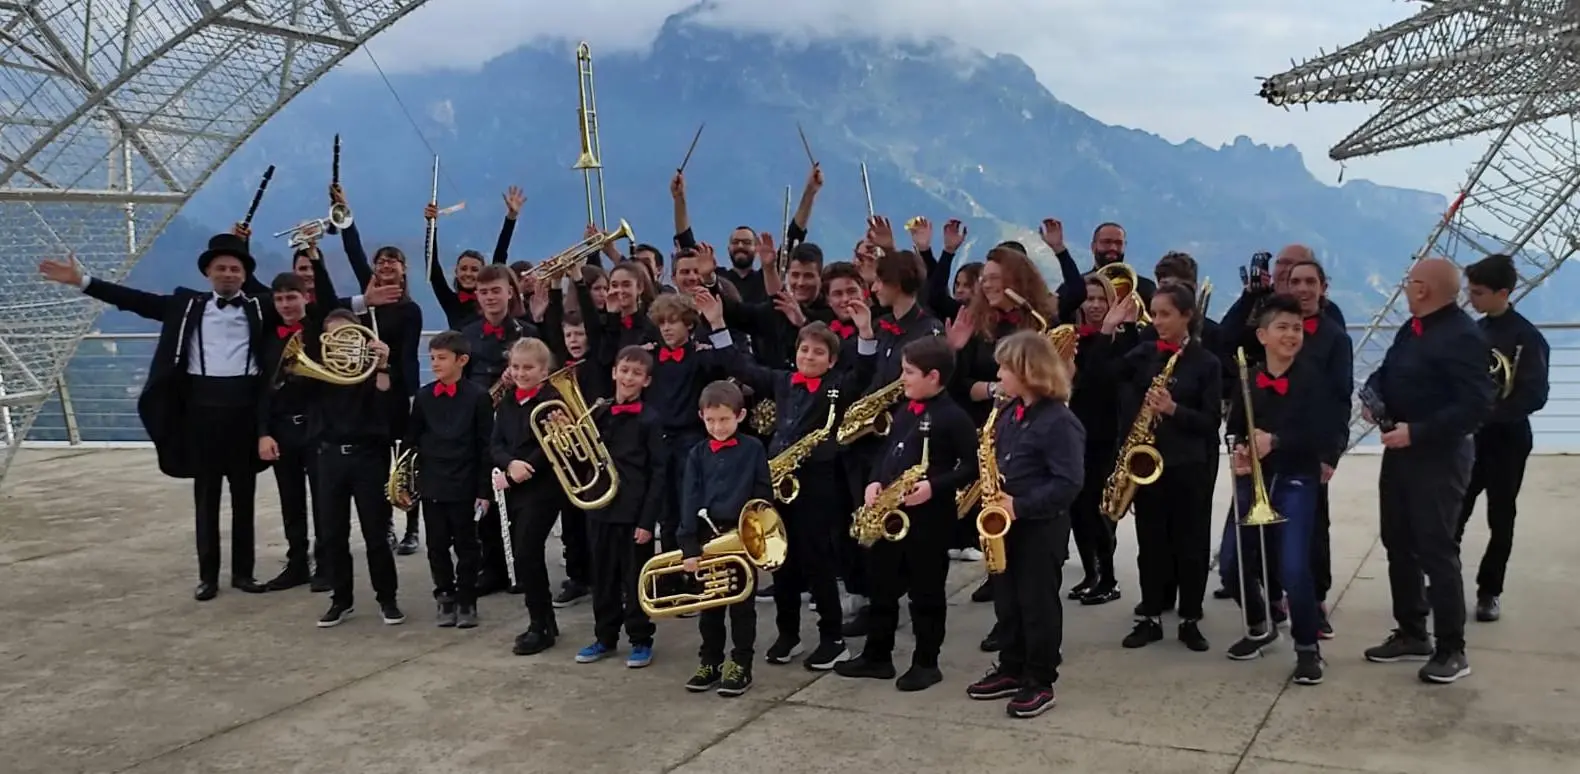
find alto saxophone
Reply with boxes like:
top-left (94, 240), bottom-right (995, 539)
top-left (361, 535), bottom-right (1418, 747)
top-left (768, 390), bottom-right (839, 503)
top-left (836, 377), bottom-right (905, 446)
top-left (973, 401), bottom-right (1012, 575)
top-left (1100, 350), bottom-right (1181, 522)
top-left (850, 419), bottom-right (929, 547)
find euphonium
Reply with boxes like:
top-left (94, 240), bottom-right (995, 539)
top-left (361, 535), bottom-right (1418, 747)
top-left (528, 363), bottom-right (620, 511)
top-left (974, 401), bottom-right (1012, 575)
top-left (1490, 345), bottom-right (1522, 400)
top-left (1100, 349), bottom-right (1181, 521)
top-left (386, 441), bottom-right (419, 512)
top-left (278, 324), bottom-right (380, 386)
top-left (637, 499), bottom-right (788, 618)
top-left (850, 420), bottom-right (929, 547)
top-left (1232, 347), bottom-right (1284, 528)
top-left (836, 378), bottom-right (905, 445)
top-left (769, 390), bottom-right (839, 503)
top-left (1003, 288), bottom-right (1078, 361)
top-left (1095, 262), bottom-right (1151, 326)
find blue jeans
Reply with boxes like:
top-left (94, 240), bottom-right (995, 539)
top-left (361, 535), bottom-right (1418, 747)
top-left (1231, 474), bottom-right (1320, 647)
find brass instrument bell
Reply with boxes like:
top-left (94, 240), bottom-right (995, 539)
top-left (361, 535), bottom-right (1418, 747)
top-left (1095, 262), bottom-right (1152, 326)
top-left (279, 323), bottom-right (381, 386)
top-left (528, 363), bottom-right (620, 511)
top-left (637, 500), bottom-right (788, 618)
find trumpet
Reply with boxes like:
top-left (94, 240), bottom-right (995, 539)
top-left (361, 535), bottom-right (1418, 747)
top-left (277, 323), bottom-right (381, 386)
top-left (573, 41), bottom-right (609, 234)
top-left (528, 363), bottom-right (620, 511)
top-left (327, 134), bottom-right (352, 234)
top-left (520, 220), bottom-right (635, 286)
top-left (1095, 262), bottom-right (1151, 326)
top-left (275, 218), bottom-right (332, 250)
top-left (1491, 345), bottom-right (1522, 400)
top-left (637, 500), bottom-right (788, 618)
top-left (387, 441), bottom-right (419, 512)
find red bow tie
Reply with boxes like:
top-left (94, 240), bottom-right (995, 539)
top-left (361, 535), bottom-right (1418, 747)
top-left (621, 315), bottom-right (634, 330)
top-left (565, 358), bottom-right (581, 369)
top-left (829, 320), bottom-right (856, 339)
top-left (515, 387), bottom-right (539, 402)
top-left (1078, 325), bottom-right (1100, 338)
top-left (1303, 317), bottom-right (1318, 335)
top-left (1002, 309), bottom-right (1022, 325)
top-left (709, 438), bottom-right (738, 453)
top-left (1156, 340), bottom-right (1181, 354)
top-left (457, 290), bottom-right (475, 304)
top-left (482, 322), bottom-right (506, 340)
top-left (879, 319), bottom-right (904, 335)
top-left (658, 347), bottom-right (686, 363)
top-left (276, 323), bottom-right (302, 339)
top-left (1255, 372), bottom-right (1289, 395)
top-left (790, 372), bottom-right (821, 392)
top-left (1410, 318), bottom-right (1423, 336)
top-left (610, 402), bottom-right (642, 416)
top-left (433, 382), bottom-right (457, 398)
top-left (907, 400), bottom-right (926, 415)
top-left (1014, 404), bottom-right (1025, 421)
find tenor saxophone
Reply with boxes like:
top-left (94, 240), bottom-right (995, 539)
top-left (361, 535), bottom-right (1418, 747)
top-left (973, 401), bottom-right (1012, 575)
top-left (1099, 350), bottom-right (1181, 522)
top-left (850, 420), bottom-right (930, 547)
top-left (836, 378), bottom-right (905, 446)
top-left (768, 390), bottom-right (839, 503)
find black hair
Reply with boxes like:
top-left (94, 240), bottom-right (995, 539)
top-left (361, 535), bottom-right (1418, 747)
top-left (270, 272), bottom-right (306, 294)
top-left (995, 240), bottom-right (1027, 254)
top-left (632, 243), bottom-right (665, 267)
top-left (456, 249), bottom-right (486, 265)
top-left (1288, 259), bottom-right (1328, 285)
top-left (1152, 281), bottom-right (1199, 337)
top-left (1092, 222), bottom-right (1124, 240)
top-left (1464, 253), bottom-right (1517, 293)
top-left (699, 379), bottom-right (746, 412)
top-left (1254, 293), bottom-right (1303, 329)
top-left (901, 336), bottom-right (956, 386)
top-left (790, 242), bottom-right (824, 269)
top-left (429, 330), bottom-right (471, 357)
top-left (616, 344), bottom-right (655, 375)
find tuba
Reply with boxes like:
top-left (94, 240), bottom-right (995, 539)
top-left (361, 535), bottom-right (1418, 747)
top-left (637, 499), bottom-right (788, 618)
top-left (386, 441), bottom-right (419, 512)
top-left (1100, 349), bottom-right (1181, 521)
top-left (521, 220), bottom-right (635, 286)
top-left (528, 363), bottom-right (620, 511)
top-left (850, 419), bottom-right (929, 547)
top-left (1095, 262), bottom-right (1152, 326)
top-left (278, 323), bottom-right (380, 386)
top-left (1491, 345), bottom-right (1522, 400)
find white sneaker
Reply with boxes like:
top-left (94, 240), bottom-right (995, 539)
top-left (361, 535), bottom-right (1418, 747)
top-left (947, 549), bottom-right (962, 560)
top-left (958, 547), bottom-right (985, 562)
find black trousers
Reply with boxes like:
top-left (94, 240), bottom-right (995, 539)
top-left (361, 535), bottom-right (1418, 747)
top-left (1313, 482), bottom-right (1332, 603)
top-left (422, 499), bottom-right (482, 605)
top-left (318, 443), bottom-right (399, 607)
top-left (506, 482), bottom-right (568, 622)
top-left (270, 428), bottom-right (325, 573)
top-left (189, 402), bottom-right (258, 584)
top-left (1455, 422), bottom-right (1533, 598)
top-left (660, 432), bottom-right (704, 552)
top-left (1132, 462), bottom-right (1212, 620)
top-left (838, 450), bottom-right (875, 597)
top-left (1070, 435), bottom-right (1118, 587)
top-left (477, 502), bottom-right (510, 587)
top-left (863, 508), bottom-right (951, 666)
top-left (561, 505), bottom-right (591, 587)
top-left (589, 520), bottom-right (656, 647)
top-left (994, 517), bottom-right (1069, 686)
top-left (773, 464), bottom-right (844, 644)
top-left (1380, 441), bottom-right (1473, 652)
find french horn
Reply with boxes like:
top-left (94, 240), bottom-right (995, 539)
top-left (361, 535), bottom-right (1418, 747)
top-left (278, 323), bottom-right (380, 386)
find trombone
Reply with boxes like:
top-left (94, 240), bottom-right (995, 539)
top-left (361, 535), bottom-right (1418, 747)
top-left (574, 43), bottom-right (610, 231)
top-left (528, 363), bottom-right (620, 510)
top-left (1228, 346), bottom-right (1285, 651)
top-left (1095, 263), bottom-right (1152, 326)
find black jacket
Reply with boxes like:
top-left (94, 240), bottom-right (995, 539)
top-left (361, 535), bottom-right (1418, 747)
top-left (1093, 335), bottom-right (1223, 467)
top-left (993, 398), bottom-right (1085, 520)
top-left (1364, 304), bottom-right (1494, 448)
top-left (1479, 307), bottom-right (1551, 427)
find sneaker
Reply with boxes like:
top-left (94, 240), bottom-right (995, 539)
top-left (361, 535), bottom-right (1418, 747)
top-left (1317, 603), bottom-right (1335, 640)
top-left (435, 599), bottom-right (458, 628)
top-left (552, 581), bottom-right (589, 608)
top-left (803, 640), bottom-right (851, 671)
top-left (396, 532), bottom-right (420, 556)
top-left (576, 642), bottom-right (614, 663)
top-left (896, 664), bottom-right (943, 692)
top-left (1226, 629), bottom-right (1278, 660)
top-left (1418, 649), bottom-right (1472, 684)
top-left (626, 644), bottom-right (654, 668)
top-left (958, 547), bottom-right (984, 562)
top-left (1363, 630), bottom-right (1434, 663)
top-left (1178, 620), bottom-right (1209, 652)
top-left (1006, 684), bottom-right (1056, 718)
top-left (765, 638), bottom-right (804, 665)
top-left (1122, 618), bottom-right (1164, 649)
top-left (833, 655), bottom-right (897, 679)
top-left (979, 624), bottom-right (1001, 653)
top-left (965, 667), bottom-right (1021, 700)
top-left (455, 605), bottom-right (479, 628)
top-left (970, 579), bottom-right (994, 603)
top-left (947, 548), bottom-right (963, 560)
top-left (1292, 650), bottom-right (1325, 685)
top-left (379, 602), bottom-right (406, 625)
top-left (717, 661), bottom-right (752, 696)
top-left (512, 622), bottom-right (557, 656)
top-left (841, 607), bottom-right (870, 638)
top-left (1475, 595), bottom-right (1501, 623)
top-left (685, 663), bottom-right (722, 692)
top-left (317, 603), bottom-right (353, 628)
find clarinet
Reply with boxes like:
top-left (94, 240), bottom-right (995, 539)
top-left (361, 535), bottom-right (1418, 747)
top-left (242, 165), bottom-right (274, 228)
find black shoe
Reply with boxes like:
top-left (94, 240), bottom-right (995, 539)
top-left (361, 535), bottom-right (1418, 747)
top-left (309, 574), bottom-right (332, 593)
top-left (841, 607), bottom-right (870, 639)
top-left (685, 663), bottom-right (722, 692)
top-left (1067, 577), bottom-right (1096, 601)
top-left (456, 604), bottom-right (479, 629)
top-left (231, 577), bottom-right (267, 594)
top-left (317, 603), bottom-right (353, 628)
top-left (970, 579), bottom-right (994, 603)
top-left (803, 640), bottom-right (851, 671)
top-left (1080, 584), bottom-right (1121, 606)
top-left (1226, 629), bottom-right (1278, 660)
top-left (508, 583), bottom-right (525, 595)
top-left (1213, 586), bottom-right (1235, 600)
top-left (513, 623), bottom-right (557, 655)
top-left (966, 667), bottom-right (1021, 700)
top-left (553, 581), bottom-right (590, 608)
top-left (717, 661), bottom-right (752, 696)
top-left (396, 533), bottom-right (420, 556)
top-left (1317, 604), bottom-right (1335, 640)
top-left (756, 583), bottom-right (777, 600)
top-left (193, 582), bottom-right (218, 602)
top-left (1122, 618), bottom-right (1164, 649)
top-left (477, 573), bottom-right (507, 597)
top-left (1292, 649), bottom-right (1325, 685)
top-left (1418, 649), bottom-right (1472, 684)
top-left (1006, 684), bottom-right (1056, 718)
top-left (436, 599), bottom-right (458, 628)
top-left (265, 566), bottom-right (310, 591)
top-left (1475, 595), bottom-right (1501, 622)
top-left (979, 624), bottom-right (1001, 653)
top-left (380, 602), bottom-right (406, 625)
top-left (765, 637), bottom-right (805, 665)
top-left (1178, 620), bottom-right (1209, 652)
top-left (896, 664), bottom-right (943, 692)
top-left (387, 529), bottom-right (398, 549)
top-left (1363, 630), bottom-right (1434, 663)
top-left (833, 654), bottom-right (896, 680)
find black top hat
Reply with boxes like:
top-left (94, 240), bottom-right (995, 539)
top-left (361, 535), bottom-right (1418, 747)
top-left (197, 233), bottom-right (256, 276)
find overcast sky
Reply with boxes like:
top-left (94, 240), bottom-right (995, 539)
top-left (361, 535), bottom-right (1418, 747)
top-left (359, 0), bottom-right (1483, 198)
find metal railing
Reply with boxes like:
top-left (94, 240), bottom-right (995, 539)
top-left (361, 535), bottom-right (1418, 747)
top-left (7, 324), bottom-right (1580, 453)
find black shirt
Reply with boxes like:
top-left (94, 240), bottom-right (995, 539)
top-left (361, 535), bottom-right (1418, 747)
top-left (993, 398), bottom-right (1086, 520)
top-left (461, 316), bottom-right (540, 392)
top-left (308, 375), bottom-right (391, 446)
top-left (1293, 314), bottom-right (1354, 464)
top-left (1095, 335), bottom-right (1223, 467)
top-left (678, 434), bottom-right (772, 556)
top-left (587, 398), bottom-right (668, 529)
top-left (952, 318), bottom-right (1035, 427)
top-left (871, 392), bottom-right (979, 517)
top-left (1364, 304), bottom-right (1494, 448)
top-left (407, 379), bottom-right (494, 502)
top-left (649, 336), bottom-right (726, 436)
top-left (1070, 324), bottom-right (1134, 442)
top-left (866, 301), bottom-right (945, 393)
top-left (1225, 359), bottom-right (1331, 477)
top-left (257, 323), bottom-right (314, 442)
top-left (713, 331), bottom-right (873, 463)
top-left (1479, 306), bottom-right (1550, 427)
top-left (488, 382), bottom-right (558, 487)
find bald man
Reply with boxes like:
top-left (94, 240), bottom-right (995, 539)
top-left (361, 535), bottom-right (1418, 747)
top-left (1360, 258), bottom-right (1494, 684)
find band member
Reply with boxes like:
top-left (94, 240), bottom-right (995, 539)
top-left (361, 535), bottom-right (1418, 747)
top-left (595, 263), bottom-right (661, 352)
top-left (493, 338), bottom-right (571, 656)
top-left (1223, 295), bottom-right (1336, 686)
top-left (1048, 219), bottom-right (1155, 322)
top-left (574, 346), bottom-right (666, 668)
top-left (311, 309), bottom-right (404, 627)
top-left (1091, 283), bottom-right (1222, 651)
top-left (679, 381), bottom-right (772, 696)
top-left (38, 235), bottom-right (275, 601)
top-left (907, 216), bottom-right (967, 315)
top-left (1221, 245), bottom-right (1347, 333)
top-left (407, 331), bottom-right (493, 628)
top-left (1068, 273), bottom-right (1130, 606)
top-left (671, 171), bottom-right (770, 304)
top-left (835, 337), bottom-right (978, 691)
top-left (1457, 253), bottom-right (1550, 623)
top-left (644, 293), bottom-right (725, 553)
top-left (819, 262), bottom-right (871, 377)
top-left (422, 186), bottom-right (524, 329)
top-left (1361, 258), bottom-right (1493, 684)
top-left (964, 332), bottom-right (1084, 718)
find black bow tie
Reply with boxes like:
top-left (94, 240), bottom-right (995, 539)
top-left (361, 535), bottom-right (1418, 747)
top-left (214, 295), bottom-right (241, 309)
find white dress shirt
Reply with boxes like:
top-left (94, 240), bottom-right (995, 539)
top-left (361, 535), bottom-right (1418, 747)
top-left (78, 274), bottom-right (259, 376)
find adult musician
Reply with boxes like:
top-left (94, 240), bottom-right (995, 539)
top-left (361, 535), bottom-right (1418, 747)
top-left (1222, 245), bottom-right (1347, 332)
top-left (38, 235), bottom-right (275, 601)
top-left (1047, 220), bottom-right (1156, 323)
top-left (1361, 258), bottom-right (1492, 684)
top-left (1456, 254), bottom-right (1550, 623)
top-left (671, 171), bottom-right (772, 304)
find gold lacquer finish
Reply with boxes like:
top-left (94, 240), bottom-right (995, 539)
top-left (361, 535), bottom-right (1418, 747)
top-left (749, 399), bottom-right (777, 436)
top-left (279, 324), bottom-right (381, 386)
top-left (1003, 287), bottom-right (1078, 361)
top-left (973, 401), bottom-right (1012, 574)
top-left (1197, 278), bottom-right (1214, 321)
top-left (638, 499), bottom-right (789, 618)
top-left (836, 378), bottom-right (905, 446)
top-left (521, 220), bottom-right (635, 287)
top-left (528, 363), bottom-right (620, 511)
top-left (1490, 345), bottom-right (1522, 401)
top-left (1232, 347), bottom-right (1285, 528)
top-left (1100, 350), bottom-right (1180, 521)
top-left (573, 41), bottom-right (609, 233)
top-left (769, 390), bottom-right (839, 503)
top-left (850, 420), bottom-right (929, 547)
top-left (1095, 263), bottom-right (1151, 326)
top-left (386, 441), bottom-right (419, 512)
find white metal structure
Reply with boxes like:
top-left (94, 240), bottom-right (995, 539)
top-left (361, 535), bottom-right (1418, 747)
top-left (0, 0), bottom-right (431, 484)
top-left (1258, 0), bottom-right (1580, 445)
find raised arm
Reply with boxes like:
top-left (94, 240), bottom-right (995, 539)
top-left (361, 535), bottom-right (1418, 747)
top-left (493, 186), bottom-right (524, 265)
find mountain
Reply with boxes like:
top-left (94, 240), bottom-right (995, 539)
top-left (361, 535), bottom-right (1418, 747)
top-left (119, 7), bottom-right (1567, 324)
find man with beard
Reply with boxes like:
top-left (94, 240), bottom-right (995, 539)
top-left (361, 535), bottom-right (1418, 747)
top-left (1048, 221), bottom-right (1156, 322)
top-left (669, 171), bottom-right (769, 304)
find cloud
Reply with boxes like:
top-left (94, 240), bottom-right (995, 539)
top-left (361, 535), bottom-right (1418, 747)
top-left (361, 0), bottom-right (1484, 197)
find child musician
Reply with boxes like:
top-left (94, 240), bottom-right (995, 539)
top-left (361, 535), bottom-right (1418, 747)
top-left (644, 293), bottom-right (724, 554)
top-left (491, 338), bottom-right (570, 656)
top-left (835, 336), bottom-right (978, 691)
top-left (1067, 273), bottom-right (1127, 606)
top-left (1225, 294), bottom-right (1332, 686)
top-left (678, 381), bottom-right (772, 697)
top-left (406, 331), bottom-right (494, 628)
top-left (574, 346), bottom-right (666, 669)
top-left (965, 332), bottom-right (1086, 719)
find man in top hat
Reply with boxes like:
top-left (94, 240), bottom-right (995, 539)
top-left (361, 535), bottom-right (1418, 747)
top-left (40, 233), bottom-right (281, 600)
